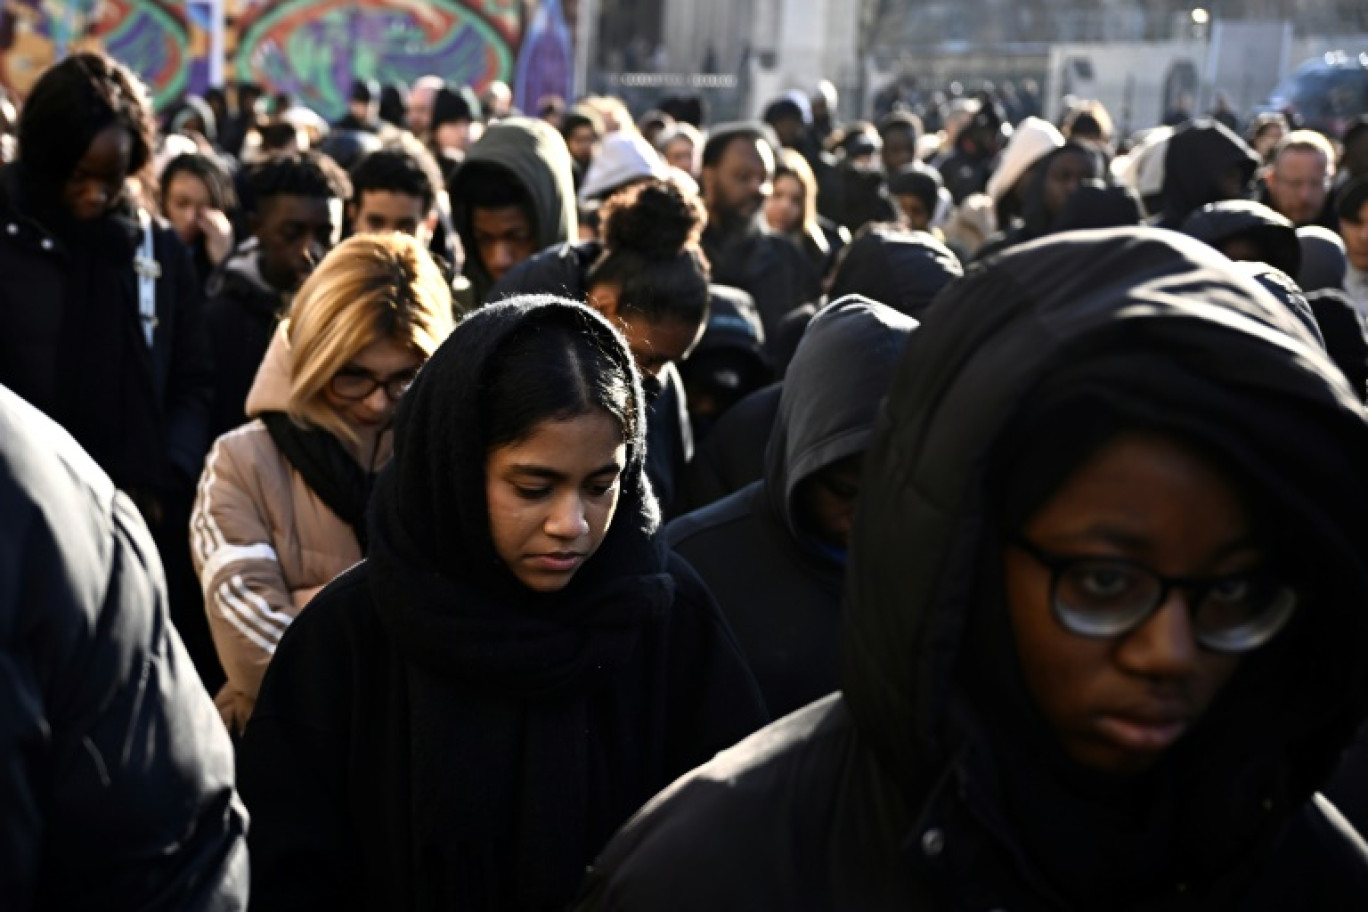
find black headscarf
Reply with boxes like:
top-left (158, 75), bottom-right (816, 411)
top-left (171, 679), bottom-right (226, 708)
top-left (364, 295), bottom-right (674, 906)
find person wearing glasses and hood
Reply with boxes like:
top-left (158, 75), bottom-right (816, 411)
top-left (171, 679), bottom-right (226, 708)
top-left (236, 296), bottom-right (766, 909)
top-left (191, 233), bottom-right (454, 734)
top-left (576, 227), bottom-right (1368, 908)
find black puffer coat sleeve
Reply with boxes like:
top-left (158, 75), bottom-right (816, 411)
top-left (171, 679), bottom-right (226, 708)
top-left (0, 387), bottom-right (247, 910)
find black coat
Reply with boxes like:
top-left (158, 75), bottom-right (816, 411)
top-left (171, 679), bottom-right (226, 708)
top-left (702, 217), bottom-right (820, 348)
top-left (667, 298), bottom-right (915, 719)
top-left (238, 297), bottom-right (767, 910)
top-left (203, 241), bottom-right (287, 441)
top-left (0, 164), bottom-right (212, 498)
top-left (578, 228), bottom-right (1368, 909)
top-left (0, 385), bottom-right (247, 909)
top-left (680, 382), bottom-right (780, 513)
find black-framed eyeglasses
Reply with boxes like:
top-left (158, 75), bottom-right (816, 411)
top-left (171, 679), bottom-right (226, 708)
top-left (1011, 535), bottom-right (1299, 653)
top-left (328, 367), bottom-right (419, 401)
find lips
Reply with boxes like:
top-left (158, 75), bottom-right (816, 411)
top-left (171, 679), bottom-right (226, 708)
top-left (528, 552), bottom-right (586, 573)
top-left (1096, 712), bottom-right (1190, 754)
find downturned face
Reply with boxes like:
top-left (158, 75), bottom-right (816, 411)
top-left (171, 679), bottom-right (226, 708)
top-left (1004, 432), bottom-right (1252, 775)
top-left (485, 411), bottom-right (627, 593)
top-left (62, 125), bottom-right (133, 221)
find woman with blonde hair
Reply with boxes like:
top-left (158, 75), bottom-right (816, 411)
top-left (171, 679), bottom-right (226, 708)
top-left (765, 147), bottom-right (847, 282)
top-left (191, 232), bottom-right (455, 733)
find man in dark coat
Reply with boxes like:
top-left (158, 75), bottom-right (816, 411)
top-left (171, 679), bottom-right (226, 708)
top-left (699, 123), bottom-right (819, 341)
top-left (0, 383), bottom-right (248, 908)
top-left (667, 297), bottom-right (915, 717)
top-left (576, 228), bottom-right (1368, 908)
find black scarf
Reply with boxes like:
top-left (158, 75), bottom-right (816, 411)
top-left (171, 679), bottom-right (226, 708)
top-left (261, 411), bottom-right (376, 550)
top-left (12, 165), bottom-right (166, 493)
top-left (365, 297), bottom-right (674, 908)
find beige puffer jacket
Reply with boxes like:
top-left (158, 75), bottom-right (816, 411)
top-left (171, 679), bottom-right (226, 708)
top-left (190, 326), bottom-right (380, 733)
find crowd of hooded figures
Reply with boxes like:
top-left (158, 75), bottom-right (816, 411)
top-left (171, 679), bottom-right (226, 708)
top-left (6, 48), bottom-right (1368, 910)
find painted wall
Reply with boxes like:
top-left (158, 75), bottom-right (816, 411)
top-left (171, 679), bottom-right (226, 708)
top-left (0, 0), bottom-right (573, 119)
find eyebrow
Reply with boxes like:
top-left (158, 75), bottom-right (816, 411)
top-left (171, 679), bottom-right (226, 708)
top-left (1049, 525), bottom-right (1260, 559)
top-left (507, 462), bottom-right (623, 481)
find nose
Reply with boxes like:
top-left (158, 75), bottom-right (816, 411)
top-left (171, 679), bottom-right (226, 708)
top-left (361, 385), bottom-right (391, 414)
top-left (487, 241), bottom-right (516, 273)
top-left (1115, 591), bottom-right (1200, 679)
top-left (544, 492), bottom-right (590, 541)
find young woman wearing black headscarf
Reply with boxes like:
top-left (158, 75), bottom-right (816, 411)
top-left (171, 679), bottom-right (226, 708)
top-left (237, 296), bottom-right (766, 910)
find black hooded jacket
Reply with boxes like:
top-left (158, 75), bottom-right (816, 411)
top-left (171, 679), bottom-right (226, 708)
top-left (771, 226), bottom-right (960, 374)
top-left (449, 118), bottom-right (578, 304)
top-left (237, 297), bottom-right (766, 911)
top-left (1181, 199), bottom-right (1302, 276)
top-left (666, 297), bottom-right (916, 718)
top-left (1158, 119), bottom-right (1261, 229)
top-left (576, 228), bottom-right (1368, 909)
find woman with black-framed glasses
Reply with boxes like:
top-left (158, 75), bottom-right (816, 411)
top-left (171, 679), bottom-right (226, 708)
top-left (190, 232), bottom-right (454, 734)
top-left (576, 227), bottom-right (1368, 909)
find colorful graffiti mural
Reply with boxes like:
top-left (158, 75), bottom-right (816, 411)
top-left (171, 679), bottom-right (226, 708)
top-left (0, 0), bottom-right (576, 121)
top-left (0, 0), bottom-right (190, 105)
top-left (232, 0), bottom-right (522, 119)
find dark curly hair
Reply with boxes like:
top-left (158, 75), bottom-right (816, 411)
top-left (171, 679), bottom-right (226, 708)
top-left (247, 150), bottom-right (352, 205)
top-left (586, 178), bottom-right (710, 327)
top-left (349, 147), bottom-right (437, 215)
top-left (19, 51), bottom-right (157, 189)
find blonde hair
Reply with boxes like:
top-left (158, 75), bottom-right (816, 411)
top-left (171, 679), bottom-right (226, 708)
top-left (285, 233), bottom-right (454, 440)
top-left (774, 147), bottom-right (820, 240)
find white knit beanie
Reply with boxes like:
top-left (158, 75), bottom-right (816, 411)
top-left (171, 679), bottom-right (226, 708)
top-left (985, 116), bottom-right (1064, 202)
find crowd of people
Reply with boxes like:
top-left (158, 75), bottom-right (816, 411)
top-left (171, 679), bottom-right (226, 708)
top-left (5, 48), bottom-right (1368, 909)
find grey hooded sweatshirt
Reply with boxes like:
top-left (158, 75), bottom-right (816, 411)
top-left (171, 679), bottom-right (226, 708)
top-left (665, 296), bottom-right (916, 718)
top-left (449, 117), bottom-right (577, 304)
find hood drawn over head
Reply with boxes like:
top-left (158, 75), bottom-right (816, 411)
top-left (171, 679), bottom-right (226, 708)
top-left (827, 225), bottom-right (963, 319)
top-left (764, 295), bottom-right (917, 541)
top-left (1182, 198), bottom-right (1301, 276)
top-left (1160, 118), bottom-right (1260, 227)
top-left (841, 227), bottom-right (1368, 840)
top-left (1297, 225), bottom-right (1347, 292)
top-left (450, 117), bottom-right (578, 300)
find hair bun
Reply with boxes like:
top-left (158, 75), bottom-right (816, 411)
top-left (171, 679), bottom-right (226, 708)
top-left (602, 179), bottom-right (704, 260)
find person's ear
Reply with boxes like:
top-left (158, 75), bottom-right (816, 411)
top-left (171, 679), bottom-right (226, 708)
top-left (587, 287), bottom-right (618, 319)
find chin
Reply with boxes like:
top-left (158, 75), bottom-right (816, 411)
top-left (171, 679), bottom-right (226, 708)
top-left (516, 568), bottom-right (580, 595)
